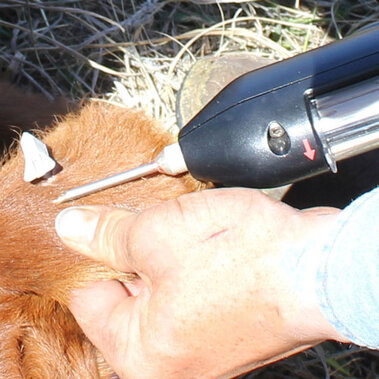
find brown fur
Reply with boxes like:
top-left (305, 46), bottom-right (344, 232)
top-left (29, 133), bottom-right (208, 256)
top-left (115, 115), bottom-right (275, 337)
top-left (0, 85), bottom-right (203, 377)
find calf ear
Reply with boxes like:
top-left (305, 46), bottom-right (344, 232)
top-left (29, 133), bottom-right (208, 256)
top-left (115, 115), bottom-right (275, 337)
top-left (21, 314), bottom-right (96, 377)
top-left (1, 294), bottom-right (104, 378)
top-left (0, 298), bottom-right (24, 377)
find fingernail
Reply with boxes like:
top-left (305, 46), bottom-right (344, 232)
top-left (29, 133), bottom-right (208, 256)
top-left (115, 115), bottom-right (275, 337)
top-left (55, 207), bottom-right (100, 246)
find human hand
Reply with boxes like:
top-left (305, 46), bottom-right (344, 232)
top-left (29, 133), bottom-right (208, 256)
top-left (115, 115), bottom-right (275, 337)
top-left (55, 188), bottom-right (349, 378)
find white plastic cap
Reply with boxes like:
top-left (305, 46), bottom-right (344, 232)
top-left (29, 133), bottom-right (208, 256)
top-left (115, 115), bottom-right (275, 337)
top-left (155, 142), bottom-right (188, 176)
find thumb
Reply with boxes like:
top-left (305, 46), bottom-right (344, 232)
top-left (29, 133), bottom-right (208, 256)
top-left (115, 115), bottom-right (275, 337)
top-left (55, 206), bottom-right (137, 272)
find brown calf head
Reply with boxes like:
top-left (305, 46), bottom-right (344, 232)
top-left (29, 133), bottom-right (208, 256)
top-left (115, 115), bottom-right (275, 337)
top-left (0, 100), bottom-right (203, 378)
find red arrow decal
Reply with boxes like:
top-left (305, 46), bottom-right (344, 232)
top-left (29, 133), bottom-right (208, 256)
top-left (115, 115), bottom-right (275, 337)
top-left (302, 139), bottom-right (316, 160)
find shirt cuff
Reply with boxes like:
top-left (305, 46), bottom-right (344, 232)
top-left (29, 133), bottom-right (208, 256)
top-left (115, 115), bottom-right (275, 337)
top-left (315, 187), bottom-right (379, 348)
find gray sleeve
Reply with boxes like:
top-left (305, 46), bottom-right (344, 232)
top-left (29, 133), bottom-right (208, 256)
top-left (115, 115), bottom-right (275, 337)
top-left (315, 186), bottom-right (379, 348)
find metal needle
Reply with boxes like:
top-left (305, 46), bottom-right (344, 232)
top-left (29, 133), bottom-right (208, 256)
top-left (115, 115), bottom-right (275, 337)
top-left (53, 142), bottom-right (188, 204)
top-left (54, 162), bottom-right (159, 204)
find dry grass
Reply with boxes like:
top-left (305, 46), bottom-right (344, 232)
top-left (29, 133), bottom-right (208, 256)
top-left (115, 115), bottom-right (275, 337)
top-left (0, 0), bottom-right (378, 377)
top-left (1, 0), bottom-right (378, 130)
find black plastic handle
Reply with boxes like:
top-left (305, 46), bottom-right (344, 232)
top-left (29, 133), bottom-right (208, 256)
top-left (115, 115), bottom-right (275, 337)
top-left (178, 25), bottom-right (379, 188)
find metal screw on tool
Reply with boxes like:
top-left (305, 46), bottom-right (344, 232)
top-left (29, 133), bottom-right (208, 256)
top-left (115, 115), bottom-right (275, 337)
top-left (268, 121), bottom-right (285, 138)
top-left (267, 121), bottom-right (291, 156)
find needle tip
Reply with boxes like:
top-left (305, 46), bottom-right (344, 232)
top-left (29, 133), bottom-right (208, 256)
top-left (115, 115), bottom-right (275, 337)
top-left (53, 193), bottom-right (69, 204)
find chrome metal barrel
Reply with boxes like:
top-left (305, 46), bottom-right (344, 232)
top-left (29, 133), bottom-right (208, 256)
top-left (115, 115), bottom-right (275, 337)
top-left (310, 76), bottom-right (379, 172)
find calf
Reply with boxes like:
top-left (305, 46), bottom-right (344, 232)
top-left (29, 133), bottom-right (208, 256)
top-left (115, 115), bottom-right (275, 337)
top-left (0, 86), bottom-right (203, 377)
